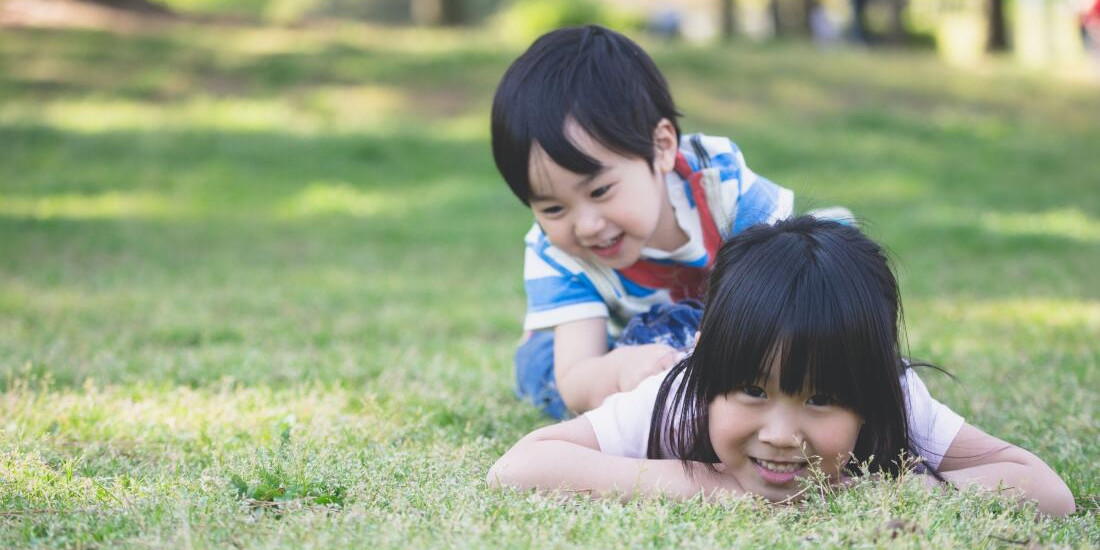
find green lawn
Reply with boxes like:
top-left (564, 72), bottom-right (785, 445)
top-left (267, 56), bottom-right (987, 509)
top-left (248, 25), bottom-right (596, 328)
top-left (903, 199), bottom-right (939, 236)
top-left (1, 21), bottom-right (1098, 548)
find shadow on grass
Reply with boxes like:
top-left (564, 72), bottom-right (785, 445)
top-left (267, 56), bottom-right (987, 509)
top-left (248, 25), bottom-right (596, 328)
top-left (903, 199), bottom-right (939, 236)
top-left (2, 25), bottom-right (1099, 391)
top-left (1, 26), bottom-right (510, 105)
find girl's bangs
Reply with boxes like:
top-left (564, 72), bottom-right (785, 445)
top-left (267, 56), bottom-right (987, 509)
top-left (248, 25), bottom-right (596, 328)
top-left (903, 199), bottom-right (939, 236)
top-left (695, 234), bottom-right (892, 411)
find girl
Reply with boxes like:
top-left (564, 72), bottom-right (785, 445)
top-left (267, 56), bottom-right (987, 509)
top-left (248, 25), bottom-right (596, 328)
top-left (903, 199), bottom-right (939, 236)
top-left (488, 217), bottom-right (1075, 516)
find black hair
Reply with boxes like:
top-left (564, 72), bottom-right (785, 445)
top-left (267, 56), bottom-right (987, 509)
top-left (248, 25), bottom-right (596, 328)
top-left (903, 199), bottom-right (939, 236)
top-left (647, 216), bottom-right (930, 479)
top-left (491, 25), bottom-right (682, 206)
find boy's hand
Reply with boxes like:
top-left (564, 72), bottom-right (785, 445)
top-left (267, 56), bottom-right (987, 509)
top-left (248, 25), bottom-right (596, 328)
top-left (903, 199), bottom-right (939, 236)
top-left (612, 344), bottom-right (679, 393)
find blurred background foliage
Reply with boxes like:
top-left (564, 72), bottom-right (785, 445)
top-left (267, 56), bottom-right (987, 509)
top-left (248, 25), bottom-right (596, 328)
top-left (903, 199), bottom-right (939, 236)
top-left (22, 0), bottom-right (1093, 71)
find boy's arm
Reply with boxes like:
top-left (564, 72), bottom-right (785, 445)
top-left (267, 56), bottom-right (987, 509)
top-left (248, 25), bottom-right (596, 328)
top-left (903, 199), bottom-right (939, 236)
top-left (487, 417), bottom-right (742, 500)
top-left (935, 423), bottom-right (1075, 516)
top-left (554, 318), bottom-right (678, 414)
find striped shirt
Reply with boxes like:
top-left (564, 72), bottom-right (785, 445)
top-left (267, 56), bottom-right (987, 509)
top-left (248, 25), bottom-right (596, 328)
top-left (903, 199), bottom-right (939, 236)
top-left (522, 134), bottom-right (794, 333)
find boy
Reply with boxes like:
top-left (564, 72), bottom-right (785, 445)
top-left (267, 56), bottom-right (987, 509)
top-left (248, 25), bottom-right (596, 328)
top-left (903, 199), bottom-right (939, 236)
top-left (491, 25), bottom-right (796, 419)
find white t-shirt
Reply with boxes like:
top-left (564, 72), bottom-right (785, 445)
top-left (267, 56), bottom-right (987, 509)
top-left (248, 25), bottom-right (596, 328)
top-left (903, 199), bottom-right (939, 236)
top-left (584, 369), bottom-right (964, 470)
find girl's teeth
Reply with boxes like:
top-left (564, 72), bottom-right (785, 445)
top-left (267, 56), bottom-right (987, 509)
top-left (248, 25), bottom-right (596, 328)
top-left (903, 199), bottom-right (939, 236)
top-left (757, 459), bottom-right (804, 473)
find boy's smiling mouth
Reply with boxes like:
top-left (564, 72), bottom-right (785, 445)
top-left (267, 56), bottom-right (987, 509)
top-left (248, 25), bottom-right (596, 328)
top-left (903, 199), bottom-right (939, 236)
top-left (589, 234), bottom-right (624, 258)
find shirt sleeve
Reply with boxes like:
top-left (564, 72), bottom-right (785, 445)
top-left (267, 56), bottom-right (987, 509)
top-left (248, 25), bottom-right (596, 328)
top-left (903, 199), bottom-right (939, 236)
top-left (583, 372), bottom-right (667, 458)
top-left (522, 224), bottom-right (608, 330)
top-left (903, 370), bottom-right (966, 470)
top-left (690, 135), bottom-right (795, 236)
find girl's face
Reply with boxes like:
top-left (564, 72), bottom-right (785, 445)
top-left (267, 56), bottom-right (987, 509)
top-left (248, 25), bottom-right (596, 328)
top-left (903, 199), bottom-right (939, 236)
top-left (707, 359), bottom-right (863, 502)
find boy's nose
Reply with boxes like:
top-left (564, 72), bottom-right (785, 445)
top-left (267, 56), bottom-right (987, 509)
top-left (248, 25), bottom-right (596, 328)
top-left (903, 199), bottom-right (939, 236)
top-left (574, 208), bottom-right (606, 239)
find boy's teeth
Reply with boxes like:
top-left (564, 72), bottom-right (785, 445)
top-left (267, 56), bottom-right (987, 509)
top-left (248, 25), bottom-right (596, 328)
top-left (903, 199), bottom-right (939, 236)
top-left (756, 459), bottom-right (804, 473)
top-left (594, 236), bottom-right (619, 248)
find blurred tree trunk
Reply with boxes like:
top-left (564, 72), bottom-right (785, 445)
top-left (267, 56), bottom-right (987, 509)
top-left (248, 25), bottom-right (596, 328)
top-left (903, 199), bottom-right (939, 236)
top-left (411, 0), bottom-right (465, 26)
top-left (770, 0), bottom-right (782, 37)
top-left (83, 0), bottom-right (172, 15)
top-left (769, 0), bottom-right (812, 37)
top-left (887, 0), bottom-right (905, 43)
top-left (850, 0), bottom-right (869, 41)
top-left (851, 0), bottom-right (907, 44)
top-left (987, 0), bottom-right (1008, 50)
top-left (720, 0), bottom-right (738, 41)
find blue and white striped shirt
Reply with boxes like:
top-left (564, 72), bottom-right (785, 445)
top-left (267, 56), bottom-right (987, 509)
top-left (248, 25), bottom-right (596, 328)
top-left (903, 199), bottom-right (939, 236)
top-left (522, 134), bottom-right (794, 333)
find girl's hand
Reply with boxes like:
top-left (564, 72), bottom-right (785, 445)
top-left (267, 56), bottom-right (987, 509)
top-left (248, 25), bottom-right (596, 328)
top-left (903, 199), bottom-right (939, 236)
top-left (920, 473), bottom-right (947, 491)
top-left (697, 463), bottom-right (746, 499)
top-left (613, 344), bottom-right (679, 393)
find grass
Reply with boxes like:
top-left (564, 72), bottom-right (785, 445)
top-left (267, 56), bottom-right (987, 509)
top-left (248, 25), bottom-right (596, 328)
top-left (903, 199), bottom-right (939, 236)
top-left (1, 20), bottom-right (1098, 548)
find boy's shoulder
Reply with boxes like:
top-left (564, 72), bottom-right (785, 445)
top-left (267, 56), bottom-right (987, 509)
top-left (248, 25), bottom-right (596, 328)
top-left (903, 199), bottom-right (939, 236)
top-left (677, 133), bottom-right (745, 171)
top-left (523, 223), bottom-right (586, 277)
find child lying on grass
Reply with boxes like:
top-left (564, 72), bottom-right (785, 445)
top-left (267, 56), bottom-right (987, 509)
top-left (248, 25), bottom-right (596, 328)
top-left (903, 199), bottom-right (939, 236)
top-left (488, 217), bottom-right (1075, 516)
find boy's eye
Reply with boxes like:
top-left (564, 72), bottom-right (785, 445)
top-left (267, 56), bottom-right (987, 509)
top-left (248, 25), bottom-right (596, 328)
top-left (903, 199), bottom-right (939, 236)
top-left (739, 385), bottom-right (766, 398)
top-left (590, 184), bottom-right (613, 199)
top-left (539, 205), bottom-right (564, 216)
top-left (807, 394), bottom-right (836, 407)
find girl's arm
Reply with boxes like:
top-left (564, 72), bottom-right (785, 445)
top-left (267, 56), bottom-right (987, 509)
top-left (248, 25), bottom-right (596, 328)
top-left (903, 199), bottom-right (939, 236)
top-left (487, 417), bottom-right (742, 500)
top-left (936, 423), bottom-right (1075, 516)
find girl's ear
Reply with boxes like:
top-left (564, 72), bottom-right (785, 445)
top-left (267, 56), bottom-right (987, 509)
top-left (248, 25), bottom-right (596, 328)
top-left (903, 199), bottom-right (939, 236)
top-left (652, 118), bottom-right (678, 174)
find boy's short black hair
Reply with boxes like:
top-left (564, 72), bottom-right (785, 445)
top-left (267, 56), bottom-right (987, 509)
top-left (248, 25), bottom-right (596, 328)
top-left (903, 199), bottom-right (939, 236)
top-left (491, 25), bottom-right (682, 205)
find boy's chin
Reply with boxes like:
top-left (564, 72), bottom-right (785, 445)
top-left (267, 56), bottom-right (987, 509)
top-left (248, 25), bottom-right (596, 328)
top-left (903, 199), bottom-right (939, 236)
top-left (585, 247), bottom-right (641, 269)
top-left (590, 255), bottom-right (640, 270)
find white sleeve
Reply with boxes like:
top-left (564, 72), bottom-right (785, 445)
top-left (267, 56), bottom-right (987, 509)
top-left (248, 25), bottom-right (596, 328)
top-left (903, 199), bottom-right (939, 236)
top-left (583, 372), bottom-right (667, 458)
top-left (903, 370), bottom-right (965, 470)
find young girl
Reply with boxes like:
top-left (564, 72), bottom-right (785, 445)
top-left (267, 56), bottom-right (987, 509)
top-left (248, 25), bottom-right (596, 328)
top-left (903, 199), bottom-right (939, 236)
top-left (488, 217), bottom-right (1075, 516)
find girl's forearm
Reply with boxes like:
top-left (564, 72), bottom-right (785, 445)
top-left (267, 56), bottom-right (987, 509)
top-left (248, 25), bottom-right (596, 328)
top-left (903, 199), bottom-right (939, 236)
top-left (939, 458), bottom-right (1076, 516)
top-left (488, 439), bottom-right (739, 500)
top-left (937, 424), bottom-right (1075, 516)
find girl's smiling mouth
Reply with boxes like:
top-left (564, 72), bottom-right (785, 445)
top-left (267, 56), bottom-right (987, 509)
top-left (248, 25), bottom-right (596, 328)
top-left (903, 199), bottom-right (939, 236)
top-left (750, 457), bottom-right (809, 484)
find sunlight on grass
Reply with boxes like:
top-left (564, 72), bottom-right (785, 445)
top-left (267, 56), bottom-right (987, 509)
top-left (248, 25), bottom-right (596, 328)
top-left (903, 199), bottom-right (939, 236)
top-left (0, 85), bottom-right (438, 133)
top-left (980, 209), bottom-right (1100, 243)
top-left (1, 97), bottom-right (317, 134)
top-left (0, 191), bottom-right (187, 220)
top-left (305, 84), bottom-right (409, 129)
top-left (205, 23), bottom-right (499, 56)
top-left (768, 77), bottom-right (842, 114)
top-left (0, 379), bottom-right (389, 447)
top-left (921, 298), bottom-right (1100, 330)
top-left (806, 174), bottom-right (929, 205)
top-left (276, 179), bottom-right (477, 220)
top-left (434, 111), bottom-right (492, 140)
top-left (277, 181), bottom-right (404, 219)
top-left (672, 85), bottom-right (765, 128)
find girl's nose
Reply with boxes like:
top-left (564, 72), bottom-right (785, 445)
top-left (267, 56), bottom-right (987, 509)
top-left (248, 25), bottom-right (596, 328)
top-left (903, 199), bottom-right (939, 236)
top-left (757, 408), bottom-right (803, 449)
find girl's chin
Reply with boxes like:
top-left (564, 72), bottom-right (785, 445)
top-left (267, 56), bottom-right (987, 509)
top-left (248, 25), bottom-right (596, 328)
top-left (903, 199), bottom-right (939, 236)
top-left (758, 486), bottom-right (805, 503)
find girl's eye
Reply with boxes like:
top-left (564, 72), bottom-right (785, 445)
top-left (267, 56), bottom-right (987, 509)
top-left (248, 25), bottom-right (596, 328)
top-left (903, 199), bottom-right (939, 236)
top-left (590, 184), bottom-right (613, 199)
top-left (807, 394), bottom-right (835, 407)
top-left (740, 385), bottom-right (766, 398)
top-left (539, 205), bottom-right (564, 216)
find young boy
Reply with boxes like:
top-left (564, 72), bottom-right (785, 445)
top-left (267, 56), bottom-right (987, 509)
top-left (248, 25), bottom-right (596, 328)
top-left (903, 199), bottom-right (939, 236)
top-left (491, 25), bottom-right (796, 420)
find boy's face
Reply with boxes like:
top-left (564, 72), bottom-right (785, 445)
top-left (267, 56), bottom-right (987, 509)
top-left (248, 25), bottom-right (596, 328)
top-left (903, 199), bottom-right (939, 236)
top-left (527, 119), bottom-right (681, 270)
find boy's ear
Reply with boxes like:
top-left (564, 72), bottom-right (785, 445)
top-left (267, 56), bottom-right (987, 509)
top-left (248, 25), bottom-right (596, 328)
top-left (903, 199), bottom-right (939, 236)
top-left (652, 118), bottom-right (678, 174)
